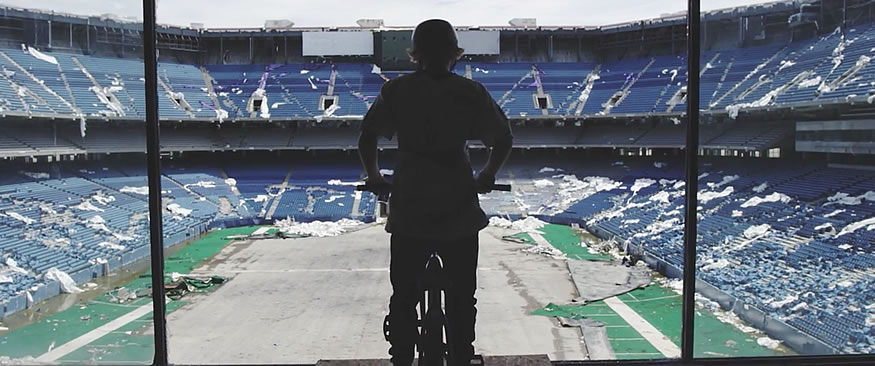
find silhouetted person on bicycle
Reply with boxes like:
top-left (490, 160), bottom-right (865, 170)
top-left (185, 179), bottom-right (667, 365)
top-left (358, 19), bottom-right (513, 366)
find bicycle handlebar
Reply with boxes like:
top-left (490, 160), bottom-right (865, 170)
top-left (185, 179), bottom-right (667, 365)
top-left (355, 183), bottom-right (512, 192)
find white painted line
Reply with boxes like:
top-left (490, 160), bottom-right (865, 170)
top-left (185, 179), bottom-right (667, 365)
top-left (251, 227), bottom-right (270, 236)
top-left (603, 296), bottom-right (681, 358)
top-left (528, 231), bottom-right (551, 247)
top-left (36, 301), bottom-right (156, 363)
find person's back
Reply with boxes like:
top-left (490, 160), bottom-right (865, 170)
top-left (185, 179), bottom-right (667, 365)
top-left (358, 19), bottom-right (513, 366)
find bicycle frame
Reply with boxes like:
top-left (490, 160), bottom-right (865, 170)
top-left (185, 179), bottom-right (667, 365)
top-left (419, 252), bottom-right (452, 366)
top-left (360, 175), bottom-right (508, 366)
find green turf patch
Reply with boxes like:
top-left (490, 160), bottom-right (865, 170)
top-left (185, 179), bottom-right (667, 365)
top-left (532, 281), bottom-right (788, 359)
top-left (537, 224), bottom-right (613, 261)
top-left (0, 226), bottom-right (260, 363)
top-left (617, 284), bottom-right (788, 358)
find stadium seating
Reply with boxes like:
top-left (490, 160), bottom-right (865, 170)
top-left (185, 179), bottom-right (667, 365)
top-left (0, 160), bottom-right (377, 317)
top-left (0, 23), bottom-right (874, 123)
top-left (552, 158), bottom-right (875, 353)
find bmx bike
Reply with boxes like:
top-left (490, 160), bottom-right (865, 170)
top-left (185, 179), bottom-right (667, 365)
top-left (357, 177), bottom-right (510, 366)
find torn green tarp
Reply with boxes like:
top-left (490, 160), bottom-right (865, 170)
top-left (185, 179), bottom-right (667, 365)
top-left (501, 233), bottom-right (535, 244)
top-left (165, 275), bottom-right (227, 300)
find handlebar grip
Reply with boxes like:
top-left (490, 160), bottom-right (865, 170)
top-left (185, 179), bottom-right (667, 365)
top-left (491, 184), bottom-right (512, 192)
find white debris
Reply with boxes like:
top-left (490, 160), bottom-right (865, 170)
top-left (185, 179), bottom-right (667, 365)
top-left (488, 216), bottom-right (513, 228)
top-left (698, 172), bottom-right (710, 180)
top-left (20, 171), bottom-right (50, 179)
top-left (120, 186), bottom-right (149, 195)
top-left (45, 268), bottom-right (83, 294)
top-left (92, 192), bottom-right (116, 205)
top-left (74, 200), bottom-right (104, 212)
top-left (22, 44), bottom-right (58, 65)
top-left (215, 108), bottom-right (229, 123)
top-left (510, 216), bottom-right (548, 233)
top-left (797, 76), bottom-right (822, 89)
top-left (474, 67), bottom-right (490, 74)
top-left (824, 191), bottom-right (875, 206)
top-left (741, 192), bottom-right (792, 208)
top-left (539, 167), bottom-right (559, 173)
top-left (701, 258), bottom-right (731, 271)
top-left (698, 186), bottom-right (734, 203)
top-left (707, 175), bottom-right (739, 189)
top-left (814, 222), bottom-right (834, 231)
top-left (274, 217), bottom-right (363, 237)
top-left (752, 182), bottom-right (768, 193)
top-left (837, 280), bottom-right (854, 288)
top-left (622, 219), bottom-right (640, 224)
top-left (777, 60), bottom-right (795, 71)
top-left (743, 224), bottom-right (771, 239)
top-left (324, 195), bottom-right (345, 203)
top-left (732, 210), bottom-right (743, 218)
top-left (98, 242), bottom-right (126, 251)
top-left (575, 73), bottom-right (600, 108)
top-left (533, 179), bottom-right (555, 188)
top-left (552, 175), bottom-right (622, 214)
top-left (6, 211), bottom-right (34, 225)
top-left (633, 218), bottom-right (681, 239)
top-left (769, 295), bottom-right (797, 309)
top-left (630, 178), bottom-right (657, 193)
top-left (224, 178), bottom-right (237, 187)
top-left (790, 302), bottom-right (809, 312)
top-left (657, 277), bottom-right (684, 295)
top-left (6, 258), bottom-right (27, 274)
top-left (371, 65), bottom-right (382, 74)
top-left (299, 70), bottom-right (310, 74)
top-left (522, 244), bottom-right (565, 259)
top-left (184, 181), bottom-right (217, 189)
top-left (653, 162), bottom-right (667, 168)
top-left (379, 169), bottom-right (394, 176)
top-left (323, 103), bottom-right (340, 117)
top-left (327, 179), bottom-right (364, 186)
top-left (757, 337), bottom-right (781, 350)
top-left (837, 217), bottom-right (875, 237)
top-left (650, 191), bottom-right (671, 203)
top-left (112, 233), bottom-right (135, 241)
top-left (167, 203), bottom-right (192, 216)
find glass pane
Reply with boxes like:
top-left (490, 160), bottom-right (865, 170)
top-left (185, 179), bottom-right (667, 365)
top-left (696, 0), bottom-right (875, 358)
top-left (141, 1), bottom-right (709, 364)
top-left (0, 1), bottom-right (154, 364)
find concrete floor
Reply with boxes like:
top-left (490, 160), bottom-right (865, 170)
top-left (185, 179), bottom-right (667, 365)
top-left (166, 225), bottom-right (587, 364)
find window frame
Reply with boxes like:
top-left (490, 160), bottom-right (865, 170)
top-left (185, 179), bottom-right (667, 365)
top-left (138, 0), bottom-right (875, 364)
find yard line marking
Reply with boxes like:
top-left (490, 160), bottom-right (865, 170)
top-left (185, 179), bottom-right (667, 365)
top-left (603, 296), bottom-right (681, 358)
top-left (36, 301), bottom-right (157, 362)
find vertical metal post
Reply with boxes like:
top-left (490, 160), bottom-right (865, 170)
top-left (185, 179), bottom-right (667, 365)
top-left (681, 0), bottom-right (700, 361)
top-left (48, 19), bottom-right (52, 48)
top-left (142, 0), bottom-right (168, 365)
